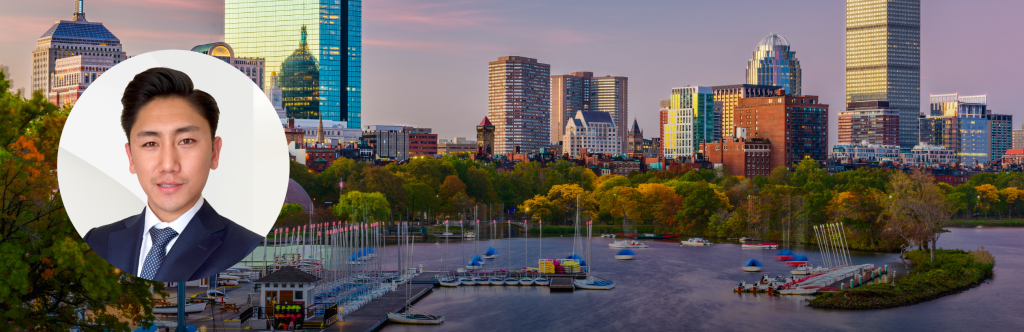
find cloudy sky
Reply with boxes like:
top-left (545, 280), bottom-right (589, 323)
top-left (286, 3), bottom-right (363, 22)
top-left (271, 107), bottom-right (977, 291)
top-left (2, 0), bottom-right (1022, 147)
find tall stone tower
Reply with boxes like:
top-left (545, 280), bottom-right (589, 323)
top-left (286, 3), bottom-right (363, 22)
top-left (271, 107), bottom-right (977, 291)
top-left (627, 119), bottom-right (644, 158)
top-left (476, 116), bottom-right (495, 157)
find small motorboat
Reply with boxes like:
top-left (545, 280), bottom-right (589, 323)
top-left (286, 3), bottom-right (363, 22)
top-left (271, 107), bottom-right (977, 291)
top-left (534, 276), bottom-right (550, 286)
top-left (600, 234), bottom-right (617, 238)
top-left (680, 238), bottom-right (713, 246)
top-left (503, 277), bottom-right (519, 286)
top-left (614, 249), bottom-right (635, 260)
top-left (471, 276), bottom-right (486, 285)
top-left (483, 247), bottom-right (497, 259)
top-left (741, 243), bottom-right (764, 249)
top-left (153, 302), bottom-right (206, 314)
top-left (775, 249), bottom-right (795, 261)
top-left (784, 254), bottom-right (810, 267)
top-left (488, 276), bottom-right (503, 286)
top-left (463, 231), bottom-right (476, 239)
top-left (519, 277), bottom-right (535, 286)
top-left (457, 276), bottom-right (475, 286)
top-left (790, 266), bottom-right (812, 275)
top-left (741, 259), bottom-right (763, 272)
top-left (387, 312), bottom-right (444, 325)
top-left (608, 240), bottom-right (648, 248)
top-left (760, 243), bottom-right (779, 249)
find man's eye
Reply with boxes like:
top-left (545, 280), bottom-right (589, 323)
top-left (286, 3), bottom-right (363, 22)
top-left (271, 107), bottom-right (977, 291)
top-left (180, 138), bottom-right (196, 145)
top-left (142, 142), bottom-right (156, 147)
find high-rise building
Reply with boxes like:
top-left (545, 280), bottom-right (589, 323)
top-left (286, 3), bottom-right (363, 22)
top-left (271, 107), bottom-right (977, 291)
top-left (846, 0), bottom-right (921, 149)
top-left (563, 111), bottom-right (620, 158)
top-left (838, 100), bottom-right (900, 146)
top-left (920, 93), bottom-right (989, 165)
top-left (225, 0), bottom-right (361, 127)
top-left (736, 92), bottom-right (829, 169)
top-left (47, 55), bottom-right (113, 106)
top-left (31, 0), bottom-right (127, 96)
top-left (988, 112), bottom-right (1012, 162)
top-left (1012, 124), bottom-right (1024, 150)
top-left (549, 72), bottom-right (628, 152)
top-left (711, 84), bottom-right (779, 138)
top-left (191, 42), bottom-right (265, 90)
top-left (662, 86), bottom-right (714, 160)
top-left (746, 33), bottom-right (801, 96)
top-left (488, 56), bottom-right (551, 154)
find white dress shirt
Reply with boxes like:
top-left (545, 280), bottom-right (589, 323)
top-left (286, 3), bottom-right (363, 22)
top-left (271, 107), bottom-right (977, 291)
top-left (137, 197), bottom-right (205, 276)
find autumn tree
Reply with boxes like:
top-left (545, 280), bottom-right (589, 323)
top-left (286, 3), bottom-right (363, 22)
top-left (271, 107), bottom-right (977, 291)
top-left (675, 181), bottom-right (732, 236)
top-left (0, 71), bottom-right (165, 331)
top-left (975, 184), bottom-right (1000, 218)
top-left (884, 169), bottom-right (955, 262)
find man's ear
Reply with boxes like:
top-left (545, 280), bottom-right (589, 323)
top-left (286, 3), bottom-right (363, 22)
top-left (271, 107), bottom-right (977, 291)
top-left (210, 136), bottom-right (223, 170)
top-left (125, 142), bottom-right (136, 174)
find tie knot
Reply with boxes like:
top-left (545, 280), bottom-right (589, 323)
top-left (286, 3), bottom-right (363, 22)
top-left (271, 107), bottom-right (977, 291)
top-left (149, 227), bottom-right (179, 247)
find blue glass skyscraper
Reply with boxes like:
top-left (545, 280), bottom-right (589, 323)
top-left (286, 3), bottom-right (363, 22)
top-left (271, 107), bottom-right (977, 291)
top-left (226, 0), bottom-right (361, 128)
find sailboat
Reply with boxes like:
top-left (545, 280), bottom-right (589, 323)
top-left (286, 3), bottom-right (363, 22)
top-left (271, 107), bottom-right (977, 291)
top-left (438, 221), bottom-right (460, 287)
top-left (574, 218), bottom-right (615, 290)
top-left (484, 247), bottom-right (497, 259)
top-left (388, 221), bottom-right (444, 324)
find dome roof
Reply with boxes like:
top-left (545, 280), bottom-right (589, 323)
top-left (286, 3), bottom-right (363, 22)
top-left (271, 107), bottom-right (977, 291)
top-left (757, 33), bottom-right (790, 48)
top-left (284, 178), bottom-right (314, 212)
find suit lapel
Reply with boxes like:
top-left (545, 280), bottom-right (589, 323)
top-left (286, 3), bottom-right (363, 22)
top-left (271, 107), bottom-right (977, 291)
top-left (107, 210), bottom-right (145, 275)
top-left (154, 201), bottom-right (225, 281)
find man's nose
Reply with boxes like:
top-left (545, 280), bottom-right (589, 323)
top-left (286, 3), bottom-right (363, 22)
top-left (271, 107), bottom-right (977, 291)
top-left (158, 143), bottom-right (181, 173)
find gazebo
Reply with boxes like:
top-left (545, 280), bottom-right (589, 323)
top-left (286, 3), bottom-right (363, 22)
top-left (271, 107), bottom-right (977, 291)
top-left (254, 266), bottom-right (320, 324)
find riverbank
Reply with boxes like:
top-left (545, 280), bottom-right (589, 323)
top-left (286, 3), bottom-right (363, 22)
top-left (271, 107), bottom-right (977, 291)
top-left (949, 219), bottom-right (1024, 227)
top-left (807, 248), bottom-right (994, 309)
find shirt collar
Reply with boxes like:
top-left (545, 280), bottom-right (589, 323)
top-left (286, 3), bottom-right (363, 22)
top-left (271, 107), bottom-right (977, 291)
top-left (144, 197), bottom-right (205, 235)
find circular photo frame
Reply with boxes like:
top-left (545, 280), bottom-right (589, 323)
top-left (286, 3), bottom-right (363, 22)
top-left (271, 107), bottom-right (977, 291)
top-left (57, 49), bottom-right (288, 281)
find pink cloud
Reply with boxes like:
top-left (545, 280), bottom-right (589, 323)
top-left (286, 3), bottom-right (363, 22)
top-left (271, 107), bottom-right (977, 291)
top-left (365, 0), bottom-right (503, 27)
top-left (0, 15), bottom-right (61, 42)
top-left (100, 0), bottom-right (222, 13)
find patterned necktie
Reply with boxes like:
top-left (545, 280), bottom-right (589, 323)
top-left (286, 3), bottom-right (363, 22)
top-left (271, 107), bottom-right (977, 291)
top-left (139, 227), bottom-right (179, 280)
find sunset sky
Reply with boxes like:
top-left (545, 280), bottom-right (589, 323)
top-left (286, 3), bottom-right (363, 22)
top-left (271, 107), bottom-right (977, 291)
top-left (2, 0), bottom-right (1022, 146)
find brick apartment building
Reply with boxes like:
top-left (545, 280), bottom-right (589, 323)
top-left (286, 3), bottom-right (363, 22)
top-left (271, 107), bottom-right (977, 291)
top-left (700, 137), bottom-right (771, 178)
top-left (734, 91), bottom-right (828, 169)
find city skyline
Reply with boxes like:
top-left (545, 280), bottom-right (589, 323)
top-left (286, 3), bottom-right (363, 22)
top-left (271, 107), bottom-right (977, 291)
top-left (2, 0), bottom-right (1022, 148)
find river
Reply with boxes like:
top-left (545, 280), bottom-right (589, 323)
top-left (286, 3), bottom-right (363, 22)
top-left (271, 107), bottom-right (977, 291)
top-left (377, 227), bottom-right (1023, 331)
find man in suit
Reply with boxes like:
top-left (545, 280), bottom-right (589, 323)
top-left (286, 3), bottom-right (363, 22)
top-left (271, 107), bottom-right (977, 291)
top-left (84, 67), bottom-right (263, 282)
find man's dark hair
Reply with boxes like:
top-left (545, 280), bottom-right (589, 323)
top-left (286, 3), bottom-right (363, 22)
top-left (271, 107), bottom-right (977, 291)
top-left (121, 67), bottom-right (219, 142)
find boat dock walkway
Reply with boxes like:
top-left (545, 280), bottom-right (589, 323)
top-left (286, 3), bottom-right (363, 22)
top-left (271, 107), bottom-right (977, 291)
top-left (549, 278), bottom-right (575, 291)
top-left (778, 264), bottom-right (875, 295)
top-left (341, 283), bottom-right (434, 332)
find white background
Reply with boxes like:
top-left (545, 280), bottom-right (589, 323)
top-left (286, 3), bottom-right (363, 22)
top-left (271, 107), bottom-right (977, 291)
top-left (58, 50), bottom-right (288, 238)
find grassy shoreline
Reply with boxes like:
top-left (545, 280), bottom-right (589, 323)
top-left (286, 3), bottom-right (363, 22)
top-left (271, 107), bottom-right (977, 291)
top-left (807, 248), bottom-right (994, 309)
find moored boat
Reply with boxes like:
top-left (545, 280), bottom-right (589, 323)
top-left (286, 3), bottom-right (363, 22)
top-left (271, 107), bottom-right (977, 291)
top-left (519, 277), bottom-right (535, 286)
top-left (741, 259), bottom-right (763, 272)
top-left (388, 312), bottom-right (444, 325)
top-left (534, 277), bottom-right (550, 286)
top-left (457, 276), bottom-right (475, 286)
top-left (623, 232), bottom-right (680, 239)
top-left (741, 243), bottom-right (764, 249)
top-left (608, 240), bottom-right (648, 248)
top-left (784, 254), bottom-right (810, 267)
top-left (680, 238), bottom-right (713, 246)
top-left (614, 249), bottom-right (635, 260)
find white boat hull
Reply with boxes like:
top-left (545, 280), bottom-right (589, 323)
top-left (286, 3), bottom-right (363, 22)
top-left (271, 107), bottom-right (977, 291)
top-left (439, 280), bottom-right (460, 287)
top-left (519, 278), bottom-right (535, 286)
top-left (534, 279), bottom-right (550, 286)
top-left (608, 240), bottom-right (648, 248)
top-left (488, 278), bottom-right (503, 285)
top-left (503, 279), bottom-right (519, 285)
top-left (573, 280), bottom-right (615, 290)
top-left (741, 244), bottom-right (764, 249)
top-left (614, 255), bottom-right (634, 260)
top-left (483, 255), bottom-right (496, 259)
top-left (742, 266), bottom-right (762, 272)
top-left (457, 278), bottom-right (475, 286)
top-left (387, 312), bottom-right (444, 325)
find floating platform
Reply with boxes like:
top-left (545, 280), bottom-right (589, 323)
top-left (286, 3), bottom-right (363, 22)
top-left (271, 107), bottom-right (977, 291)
top-left (549, 278), bottom-right (575, 292)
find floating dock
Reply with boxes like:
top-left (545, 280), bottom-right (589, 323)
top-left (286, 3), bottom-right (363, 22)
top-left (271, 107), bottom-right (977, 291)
top-left (549, 278), bottom-right (575, 292)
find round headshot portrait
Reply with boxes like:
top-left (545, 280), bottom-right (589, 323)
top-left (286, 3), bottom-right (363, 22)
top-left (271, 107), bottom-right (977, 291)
top-left (57, 49), bottom-right (288, 282)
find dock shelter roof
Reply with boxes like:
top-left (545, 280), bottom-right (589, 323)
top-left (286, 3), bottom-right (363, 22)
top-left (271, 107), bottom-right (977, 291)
top-left (254, 266), bottom-right (320, 283)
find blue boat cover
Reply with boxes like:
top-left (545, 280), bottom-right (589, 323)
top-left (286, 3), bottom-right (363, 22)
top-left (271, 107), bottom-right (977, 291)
top-left (617, 249), bottom-right (635, 255)
top-left (743, 259), bottom-right (763, 267)
top-left (468, 260), bottom-right (482, 266)
top-left (778, 249), bottom-right (794, 256)
top-left (566, 254), bottom-right (587, 266)
top-left (471, 255), bottom-right (482, 262)
top-left (792, 254), bottom-right (809, 261)
top-left (485, 247), bottom-right (496, 255)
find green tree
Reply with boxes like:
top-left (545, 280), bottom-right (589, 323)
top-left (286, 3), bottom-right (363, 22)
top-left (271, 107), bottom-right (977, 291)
top-left (403, 182), bottom-right (437, 221)
top-left (333, 191), bottom-right (391, 222)
top-left (464, 166), bottom-right (497, 204)
top-left (1, 71), bottom-right (165, 331)
top-left (675, 181), bottom-right (732, 235)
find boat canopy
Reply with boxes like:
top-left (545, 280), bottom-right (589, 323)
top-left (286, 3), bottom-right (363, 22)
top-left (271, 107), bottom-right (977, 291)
top-left (617, 249), bottom-right (635, 256)
top-left (743, 259), bottom-right (763, 267)
top-left (471, 255), bottom-right (482, 263)
top-left (485, 247), bottom-right (496, 255)
top-left (791, 254), bottom-right (809, 261)
top-left (778, 249), bottom-right (794, 256)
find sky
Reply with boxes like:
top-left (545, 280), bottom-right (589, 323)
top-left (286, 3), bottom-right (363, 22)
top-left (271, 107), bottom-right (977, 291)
top-left (2, 0), bottom-right (1022, 147)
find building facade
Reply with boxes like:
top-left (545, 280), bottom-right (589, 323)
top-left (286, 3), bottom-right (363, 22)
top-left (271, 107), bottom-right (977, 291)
top-left (405, 127), bottom-right (437, 158)
top-left (476, 117), bottom-right (495, 157)
top-left (563, 111), bottom-right (621, 158)
top-left (711, 84), bottom-right (779, 139)
top-left (267, 72), bottom-right (285, 118)
top-left (901, 143), bottom-right (957, 166)
top-left (700, 138), bottom-right (772, 178)
top-left (662, 86), bottom-right (715, 161)
top-left (846, 0), bottom-right (921, 149)
top-left (746, 33), bottom-right (801, 96)
top-left (920, 94), bottom-right (990, 165)
top-left (282, 118), bottom-right (361, 147)
top-left (191, 42), bottom-right (265, 90)
top-left (838, 100), bottom-right (900, 146)
top-left (829, 142), bottom-right (901, 164)
top-left (362, 125), bottom-right (408, 161)
top-left (225, 0), bottom-right (361, 127)
top-left (1013, 124), bottom-right (1024, 150)
top-left (549, 72), bottom-right (629, 152)
top-left (47, 55), bottom-right (113, 106)
top-left (988, 113), bottom-right (1012, 163)
top-left (32, 1), bottom-right (127, 96)
top-left (735, 92), bottom-right (829, 169)
top-left (438, 137), bottom-right (477, 156)
top-left (488, 56), bottom-right (551, 154)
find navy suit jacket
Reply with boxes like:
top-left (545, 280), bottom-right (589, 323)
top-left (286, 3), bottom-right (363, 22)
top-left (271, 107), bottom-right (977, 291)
top-left (83, 201), bottom-right (264, 282)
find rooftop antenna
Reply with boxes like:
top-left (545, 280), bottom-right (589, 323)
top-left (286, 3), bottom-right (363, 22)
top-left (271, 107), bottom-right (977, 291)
top-left (73, 0), bottom-right (86, 21)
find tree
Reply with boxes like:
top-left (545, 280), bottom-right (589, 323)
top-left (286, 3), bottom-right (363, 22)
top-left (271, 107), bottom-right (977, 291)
top-left (1, 71), bottom-right (165, 331)
top-left (278, 203), bottom-right (305, 220)
top-left (767, 166), bottom-right (790, 186)
top-left (675, 181), bottom-right (732, 235)
top-left (403, 182), bottom-right (437, 221)
top-left (350, 167), bottom-right (406, 215)
top-left (975, 184), bottom-right (1000, 218)
top-left (333, 191), bottom-right (391, 222)
top-left (464, 166), bottom-right (497, 204)
top-left (884, 170), bottom-right (955, 262)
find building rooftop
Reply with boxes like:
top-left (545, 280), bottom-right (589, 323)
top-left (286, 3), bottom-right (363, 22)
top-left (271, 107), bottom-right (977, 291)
top-left (254, 266), bottom-right (320, 283)
top-left (757, 33), bottom-right (790, 48)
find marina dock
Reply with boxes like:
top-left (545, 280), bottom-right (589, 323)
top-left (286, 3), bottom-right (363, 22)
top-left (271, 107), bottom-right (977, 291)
top-left (549, 278), bottom-right (575, 291)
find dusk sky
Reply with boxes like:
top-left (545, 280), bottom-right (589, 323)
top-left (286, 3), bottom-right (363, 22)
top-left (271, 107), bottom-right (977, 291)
top-left (2, 0), bottom-right (1022, 147)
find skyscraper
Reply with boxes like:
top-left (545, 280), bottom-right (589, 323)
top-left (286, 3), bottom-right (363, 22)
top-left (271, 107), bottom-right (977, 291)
top-left (225, 0), bottom-right (361, 128)
top-left (746, 33), bottom-right (801, 96)
top-left (31, 0), bottom-right (127, 96)
top-left (550, 72), bottom-right (628, 152)
top-left (488, 56), bottom-right (551, 154)
top-left (846, 0), bottom-right (921, 149)
top-left (988, 113), bottom-right (1012, 161)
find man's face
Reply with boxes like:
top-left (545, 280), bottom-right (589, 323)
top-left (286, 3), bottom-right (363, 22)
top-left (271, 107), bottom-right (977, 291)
top-left (125, 97), bottom-right (221, 221)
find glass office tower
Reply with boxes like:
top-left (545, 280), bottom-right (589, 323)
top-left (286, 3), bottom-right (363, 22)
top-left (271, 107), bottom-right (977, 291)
top-left (921, 94), bottom-right (989, 165)
top-left (846, 0), bottom-right (920, 149)
top-left (746, 33), bottom-right (801, 96)
top-left (663, 86), bottom-right (714, 160)
top-left (225, 0), bottom-right (361, 128)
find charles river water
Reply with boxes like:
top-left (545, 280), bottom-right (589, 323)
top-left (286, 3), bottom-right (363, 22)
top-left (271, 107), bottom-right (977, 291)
top-left (373, 227), bottom-right (1023, 331)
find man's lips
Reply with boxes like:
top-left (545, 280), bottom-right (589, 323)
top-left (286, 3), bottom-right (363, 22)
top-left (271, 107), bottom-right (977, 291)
top-left (156, 182), bottom-right (183, 194)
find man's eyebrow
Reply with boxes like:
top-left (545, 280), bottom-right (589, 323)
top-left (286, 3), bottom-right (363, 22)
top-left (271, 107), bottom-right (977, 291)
top-left (135, 125), bottom-right (202, 138)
